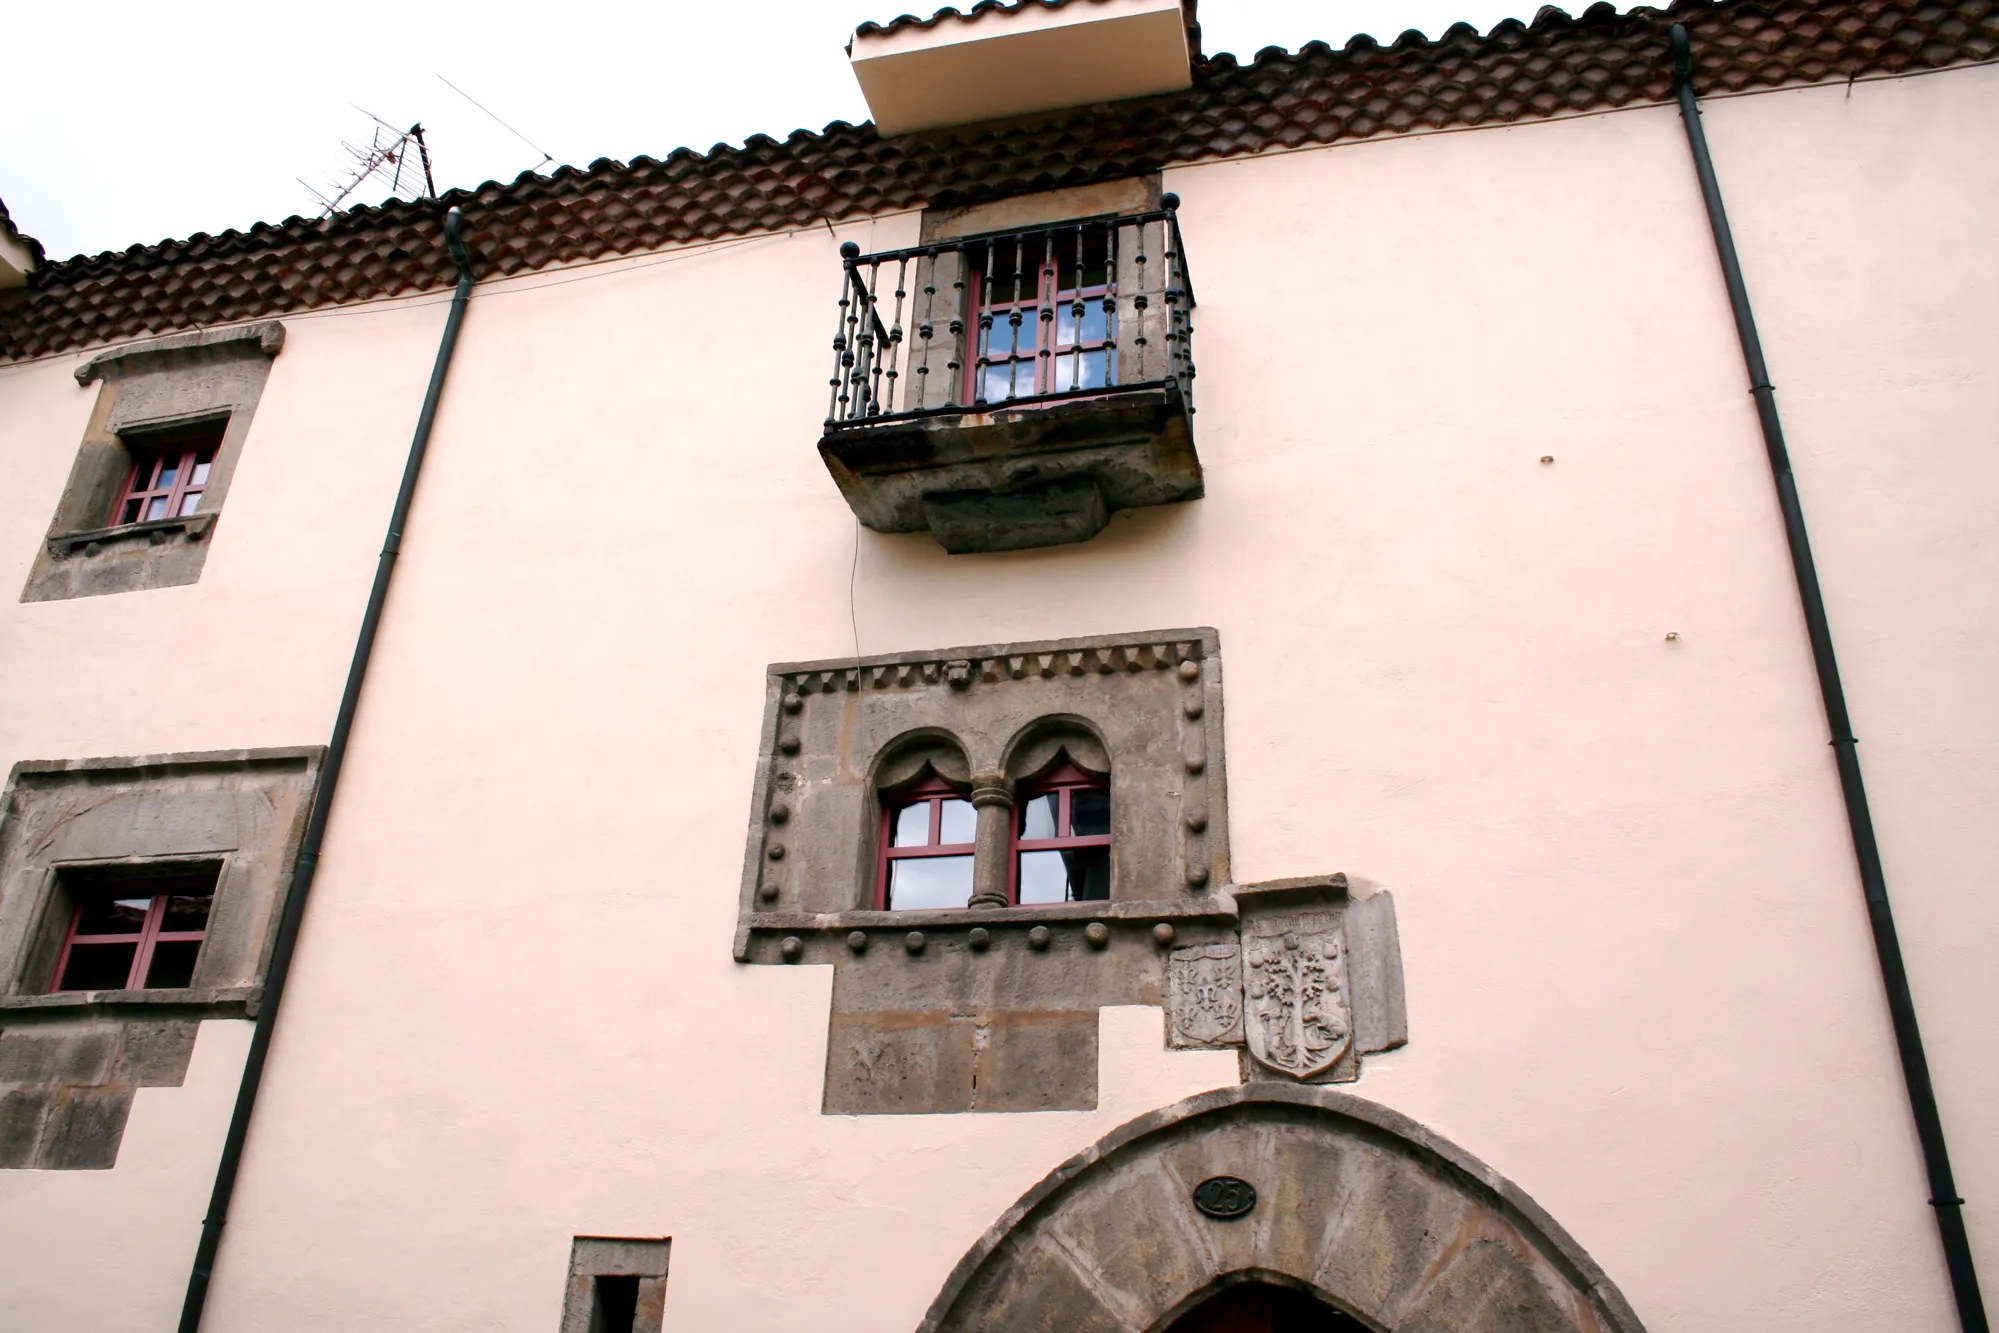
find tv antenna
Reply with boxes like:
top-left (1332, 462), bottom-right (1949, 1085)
top-left (299, 107), bottom-right (438, 218)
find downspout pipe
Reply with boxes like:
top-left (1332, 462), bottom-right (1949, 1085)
top-left (177, 206), bottom-right (476, 1333)
top-left (1668, 26), bottom-right (1987, 1333)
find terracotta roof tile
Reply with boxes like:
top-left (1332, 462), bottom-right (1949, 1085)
top-left (0, 196), bottom-right (48, 271)
top-left (4, 0), bottom-right (1994, 361)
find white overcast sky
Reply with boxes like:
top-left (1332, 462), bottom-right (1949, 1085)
top-left (1, 1), bottom-right (1638, 261)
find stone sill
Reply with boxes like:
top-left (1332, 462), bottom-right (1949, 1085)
top-left (0, 985), bottom-right (260, 1022)
top-left (48, 511), bottom-right (214, 556)
top-left (748, 896), bottom-right (1238, 936)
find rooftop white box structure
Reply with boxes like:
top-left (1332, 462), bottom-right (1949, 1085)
top-left (851, 0), bottom-right (1194, 137)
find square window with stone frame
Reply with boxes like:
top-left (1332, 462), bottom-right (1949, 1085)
top-left (20, 322), bottom-right (283, 603)
top-left (0, 750), bottom-right (321, 1172)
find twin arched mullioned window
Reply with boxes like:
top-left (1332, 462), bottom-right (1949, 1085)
top-left (874, 736), bottom-right (1110, 911)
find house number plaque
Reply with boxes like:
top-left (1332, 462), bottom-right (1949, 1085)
top-left (1192, 1175), bottom-right (1257, 1219)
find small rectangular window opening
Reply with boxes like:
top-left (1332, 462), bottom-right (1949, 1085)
top-left (590, 1275), bottom-right (640, 1333)
top-left (111, 418), bottom-right (228, 526)
top-left (562, 1236), bottom-right (668, 1333)
top-left (49, 863), bottom-right (220, 993)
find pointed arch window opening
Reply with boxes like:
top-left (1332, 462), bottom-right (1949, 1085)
top-left (1010, 758), bottom-right (1111, 905)
top-left (877, 757), bottom-right (1112, 909)
top-left (876, 768), bottom-right (978, 910)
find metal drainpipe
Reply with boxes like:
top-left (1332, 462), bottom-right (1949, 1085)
top-left (176, 206), bottom-right (476, 1333)
top-left (1667, 26), bottom-right (1987, 1332)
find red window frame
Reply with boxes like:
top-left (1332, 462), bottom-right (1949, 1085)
top-left (967, 234), bottom-right (1118, 405)
top-left (49, 877), bottom-right (214, 993)
top-left (1008, 761), bottom-right (1111, 904)
top-left (111, 420), bottom-right (227, 527)
top-left (875, 770), bottom-right (977, 909)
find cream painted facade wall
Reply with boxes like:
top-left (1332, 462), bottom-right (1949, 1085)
top-left (0, 62), bottom-right (1992, 1333)
top-left (0, 301), bottom-right (459, 1325)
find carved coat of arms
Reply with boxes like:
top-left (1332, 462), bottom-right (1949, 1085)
top-left (1167, 943), bottom-right (1243, 1047)
top-left (1243, 917), bottom-right (1351, 1079)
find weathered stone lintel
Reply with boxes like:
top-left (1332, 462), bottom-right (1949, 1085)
top-left (74, 320), bottom-right (285, 384)
top-left (8, 746), bottom-right (319, 781)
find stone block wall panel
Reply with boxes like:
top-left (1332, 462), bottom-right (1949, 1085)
top-left (0, 1019), bottom-right (195, 1170)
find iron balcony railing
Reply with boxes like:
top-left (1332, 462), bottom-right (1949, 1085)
top-left (825, 197), bottom-right (1196, 427)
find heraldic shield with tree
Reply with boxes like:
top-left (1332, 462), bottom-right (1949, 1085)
top-left (1244, 919), bottom-right (1352, 1079)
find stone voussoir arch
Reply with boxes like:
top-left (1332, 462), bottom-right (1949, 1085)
top-left (917, 1083), bottom-right (1647, 1333)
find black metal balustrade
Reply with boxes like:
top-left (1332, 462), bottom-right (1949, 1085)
top-left (825, 199), bottom-right (1196, 427)
top-left (814, 195), bottom-right (1204, 553)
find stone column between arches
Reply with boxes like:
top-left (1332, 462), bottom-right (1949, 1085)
top-left (918, 1085), bottom-right (1648, 1333)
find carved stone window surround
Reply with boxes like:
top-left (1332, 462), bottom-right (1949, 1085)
top-left (0, 747), bottom-right (320, 1168)
top-left (735, 628), bottom-right (1232, 1113)
top-left (735, 627), bottom-right (1229, 960)
top-left (734, 631), bottom-right (1406, 1113)
top-left (21, 320), bottom-right (284, 603)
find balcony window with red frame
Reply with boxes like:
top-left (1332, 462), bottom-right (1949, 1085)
top-left (878, 770), bottom-right (978, 909)
top-left (51, 871), bottom-right (216, 992)
top-left (1011, 761), bottom-right (1111, 905)
top-left (111, 419), bottom-right (227, 527)
top-left (971, 228), bottom-right (1117, 406)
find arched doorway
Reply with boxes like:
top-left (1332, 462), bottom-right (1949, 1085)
top-left (917, 1085), bottom-right (1646, 1333)
top-left (1164, 1280), bottom-right (1368, 1333)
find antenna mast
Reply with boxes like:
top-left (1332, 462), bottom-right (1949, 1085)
top-left (299, 110), bottom-right (437, 218)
